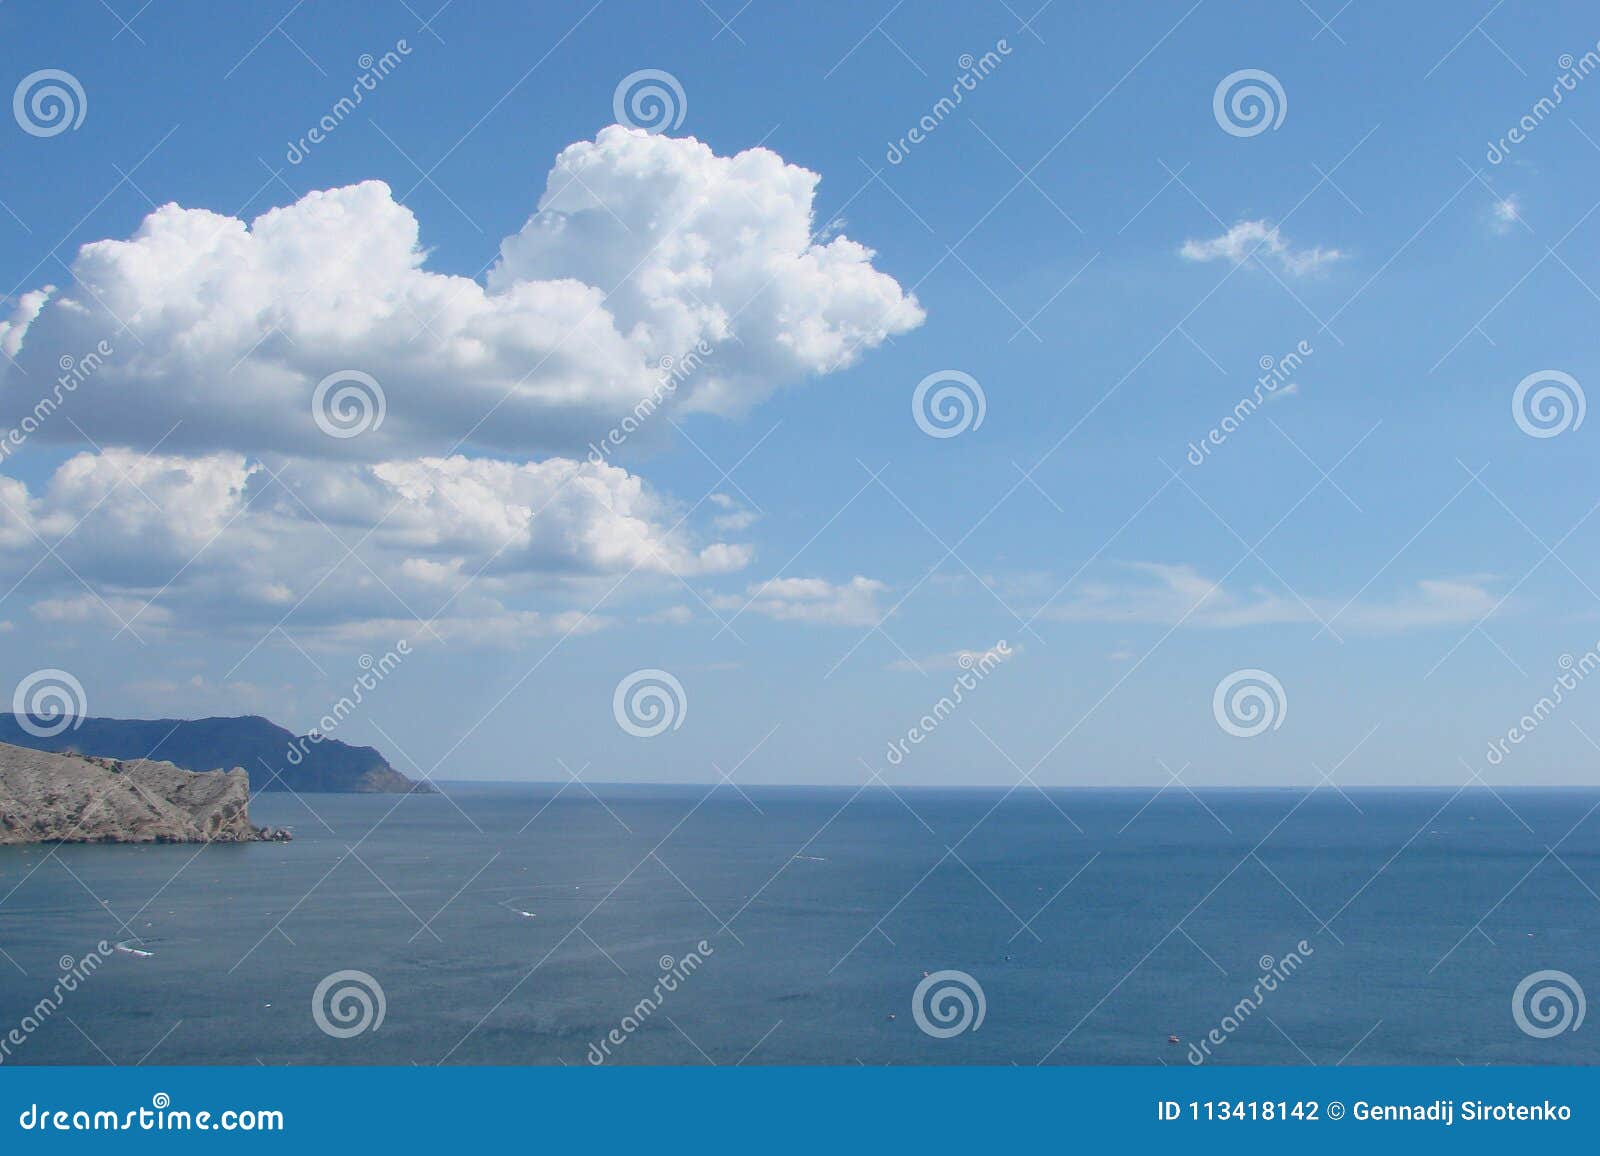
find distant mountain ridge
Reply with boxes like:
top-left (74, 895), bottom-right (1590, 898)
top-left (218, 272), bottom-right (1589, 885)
top-left (0, 714), bottom-right (430, 794)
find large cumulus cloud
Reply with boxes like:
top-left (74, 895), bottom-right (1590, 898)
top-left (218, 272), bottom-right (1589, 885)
top-left (0, 128), bottom-right (921, 640)
top-left (0, 447), bottom-right (749, 642)
top-left (0, 126), bottom-right (922, 459)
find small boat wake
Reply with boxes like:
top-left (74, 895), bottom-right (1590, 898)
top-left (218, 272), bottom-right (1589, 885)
top-left (115, 940), bottom-right (154, 958)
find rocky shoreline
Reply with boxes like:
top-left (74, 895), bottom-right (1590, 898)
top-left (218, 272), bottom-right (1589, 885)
top-left (0, 741), bottom-right (290, 845)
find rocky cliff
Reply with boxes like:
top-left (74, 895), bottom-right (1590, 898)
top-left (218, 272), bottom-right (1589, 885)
top-left (0, 740), bottom-right (266, 844)
top-left (0, 714), bottom-right (429, 794)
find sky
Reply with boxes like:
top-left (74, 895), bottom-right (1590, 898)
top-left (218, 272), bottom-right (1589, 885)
top-left (1, 0), bottom-right (1598, 787)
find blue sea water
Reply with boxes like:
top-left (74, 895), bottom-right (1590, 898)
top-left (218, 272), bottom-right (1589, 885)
top-left (1, 785), bottom-right (1597, 1066)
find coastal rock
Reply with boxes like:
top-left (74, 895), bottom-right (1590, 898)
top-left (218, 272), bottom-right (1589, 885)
top-left (0, 741), bottom-right (263, 844)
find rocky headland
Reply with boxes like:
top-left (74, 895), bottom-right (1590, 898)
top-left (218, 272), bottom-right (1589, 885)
top-left (0, 740), bottom-right (289, 845)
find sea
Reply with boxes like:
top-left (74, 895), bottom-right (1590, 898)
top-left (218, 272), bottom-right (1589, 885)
top-left (1, 785), bottom-right (1597, 1066)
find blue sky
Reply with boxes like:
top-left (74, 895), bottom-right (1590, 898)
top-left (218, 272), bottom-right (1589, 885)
top-left (2, 0), bottom-right (1599, 786)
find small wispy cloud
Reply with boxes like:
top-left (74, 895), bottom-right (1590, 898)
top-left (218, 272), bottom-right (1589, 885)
top-left (708, 492), bottom-right (760, 533)
top-left (1180, 219), bottom-right (1344, 276)
top-left (642, 605), bottom-right (694, 625)
top-left (712, 575), bottom-right (887, 626)
top-left (1491, 195), bottom-right (1522, 234)
top-left (887, 641), bottom-right (1019, 672)
top-left (1041, 562), bottom-right (1499, 632)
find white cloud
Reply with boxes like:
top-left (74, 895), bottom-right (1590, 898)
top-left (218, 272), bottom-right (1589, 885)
top-left (1180, 219), bottom-right (1343, 276)
top-left (492, 129), bottom-right (925, 417)
top-left (0, 129), bottom-right (922, 642)
top-left (311, 609), bottom-right (611, 648)
top-left (1043, 563), bottom-right (1497, 632)
top-left (888, 641), bottom-right (1018, 672)
top-left (1334, 577), bottom-right (1500, 631)
top-left (1492, 195), bottom-right (1522, 233)
top-left (321, 455), bottom-right (750, 577)
top-left (0, 448), bottom-right (746, 641)
top-left (32, 593), bottom-right (175, 629)
top-left (708, 492), bottom-right (760, 532)
top-left (642, 604), bottom-right (694, 625)
top-left (121, 674), bottom-right (281, 716)
top-left (713, 575), bottom-right (887, 626)
top-left (0, 127), bottom-right (922, 461)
